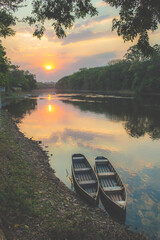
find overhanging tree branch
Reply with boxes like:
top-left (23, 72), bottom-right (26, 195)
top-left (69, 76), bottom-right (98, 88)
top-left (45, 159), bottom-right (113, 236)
top-left (104, 0), bottom-right (160, 56)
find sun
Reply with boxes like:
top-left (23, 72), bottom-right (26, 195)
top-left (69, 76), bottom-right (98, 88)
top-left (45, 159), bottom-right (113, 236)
top-left (45, 65), bottom-right (54, 70)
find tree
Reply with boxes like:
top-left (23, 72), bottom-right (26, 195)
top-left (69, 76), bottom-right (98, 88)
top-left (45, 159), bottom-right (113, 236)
top-left (0, 1), bottom-right (160, 55)
top-left (124, 45), bottom-right (149, 62)
top-left (25, 0), bottom-right (97, 38)
top-left (7, 66), bottom-right (37, 91)
top-left (0, 40), bottom-right (9, 87)
top-left (0, 2), bottom-right (38, 91)
top-left (0, 40), bottom-right (8, 72)
top-left (28, 0), bottom-right (160, 54)
top-left (124, 44), bottom-right (160, 64)
top-left (0, 0), bottom-right (97, 38)
top-left (0, 0), bottom-right (24, 37)
top-left (104, 0), bottom-right (160, 56)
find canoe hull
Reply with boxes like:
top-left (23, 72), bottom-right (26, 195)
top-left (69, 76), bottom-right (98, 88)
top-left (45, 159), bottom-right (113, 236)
top-left (95, 156), bottom-right (126, 222)
top-left (72, 154), bottom-right (99, 207)
top-left (99, 187), bottom-right (126, 222)
top-left (72, 168), bottom-right (99, 207)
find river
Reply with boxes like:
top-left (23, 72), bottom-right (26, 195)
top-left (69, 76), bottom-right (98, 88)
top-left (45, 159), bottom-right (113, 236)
top-left (3, 92), bottom-right (160, 239)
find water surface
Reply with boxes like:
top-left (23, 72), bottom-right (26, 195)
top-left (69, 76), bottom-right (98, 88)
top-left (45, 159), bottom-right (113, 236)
top-left (4, 93), bottom-right (160, 239)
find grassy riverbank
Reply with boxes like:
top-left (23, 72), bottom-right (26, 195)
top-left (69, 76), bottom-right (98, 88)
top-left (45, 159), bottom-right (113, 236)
top-left (0, 110), bottom-right (147, 240)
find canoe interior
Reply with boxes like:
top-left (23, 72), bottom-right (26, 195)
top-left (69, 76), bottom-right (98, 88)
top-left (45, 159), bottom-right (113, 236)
top-left (96, 162), bottom-right (113, 173)
top-left (95, 160), bottom-right (126, 203)
top-left (99, 177), bottom-right (124, 201)
top-left (72, 154), bottom-right (98, 196)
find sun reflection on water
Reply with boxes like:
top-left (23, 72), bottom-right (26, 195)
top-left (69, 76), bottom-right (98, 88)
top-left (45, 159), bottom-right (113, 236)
top-left (48, 104), bottom-right (55, 112)
top-left (48, 95), bottom-right (51, 100)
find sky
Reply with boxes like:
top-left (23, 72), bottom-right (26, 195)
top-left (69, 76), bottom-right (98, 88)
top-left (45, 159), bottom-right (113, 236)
top-left (2, 0), bottom-right (160, 83)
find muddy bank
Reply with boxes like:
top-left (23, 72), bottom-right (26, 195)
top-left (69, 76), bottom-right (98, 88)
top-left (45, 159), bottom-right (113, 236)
top-left (0, 110), bottom-right (147, 240)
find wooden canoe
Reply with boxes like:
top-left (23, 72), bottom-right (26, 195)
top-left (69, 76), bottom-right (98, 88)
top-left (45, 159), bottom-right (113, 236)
top-left (95, 156), bottom-right (126, 220)
top-left (72, 154), bottom-right (99, 206)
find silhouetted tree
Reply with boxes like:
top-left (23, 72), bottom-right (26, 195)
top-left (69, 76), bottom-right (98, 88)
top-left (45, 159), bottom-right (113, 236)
top-left (0, 0), bottom-right (160, 55)
top-left (105, 0), bottom-right (160, 56)
top-left (0, 40), bottom-right (9, 87)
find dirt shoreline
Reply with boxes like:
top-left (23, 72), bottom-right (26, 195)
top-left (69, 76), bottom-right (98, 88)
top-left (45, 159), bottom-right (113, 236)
top-left (0, 110), bottom-right (148, 240)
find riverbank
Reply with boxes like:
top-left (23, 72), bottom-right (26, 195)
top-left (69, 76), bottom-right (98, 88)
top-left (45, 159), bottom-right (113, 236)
top-left (36, 88), bottom-right (160, 97)
top-left (54, 89), bottom-right (135, 97)
top-left (0, 110), bottom-right (147, 240)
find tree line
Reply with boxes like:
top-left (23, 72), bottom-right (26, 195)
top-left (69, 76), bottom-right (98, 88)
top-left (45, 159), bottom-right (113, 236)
top-left (0, 40), bottom-right (37, 91)
top-left (55, 45), bottom-right (160, 94)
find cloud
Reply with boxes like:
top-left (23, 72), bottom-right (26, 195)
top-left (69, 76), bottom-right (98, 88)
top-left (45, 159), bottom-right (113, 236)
top-left (43, 128), bottom-right (118, 153)
top-left (71, 15), bottom-right (114, 35)
top-left (47, 128), bottom-right (114, 142)
top-left (75, 14), bottom-right (110, 29)
top-left (44, 29), bottom-right (56, 42)
top-left (44, 15), bottom-right (113, 44)
top-left (96, 1), bottom-right (108, 7)
top-left (63, 128), bottom-right (114, 141)
top-left (61, 30), bottom-right (110, 45)
top-left (43, 14), bottom-right (114, 44)
top-left (66, 51), bottom-right (116, 73)
top-left (15, 26), bottom-right (33, 34)
top-left (77, 142), bottom-right (117, 153)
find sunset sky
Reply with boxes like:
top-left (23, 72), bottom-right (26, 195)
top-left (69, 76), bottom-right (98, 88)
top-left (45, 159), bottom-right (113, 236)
top-left (2, 0), bottom-right (160, 82)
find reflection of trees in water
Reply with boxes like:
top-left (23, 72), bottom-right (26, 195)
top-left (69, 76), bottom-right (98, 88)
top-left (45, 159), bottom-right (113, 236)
top-left (3, 98), bottom-right (37, 123)
top-left (63, 95), bottom-right (160, 139)
top-left (124, 117), bottom-right (160, 139)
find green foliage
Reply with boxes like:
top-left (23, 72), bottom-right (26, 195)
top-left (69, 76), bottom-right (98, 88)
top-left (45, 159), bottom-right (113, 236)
top-left (0, 40), bottom-right (8, 72)
top-left (124, 45), bottom-right (149, 62)
top-left (0, 132), bottom-right (38, 220)
top-left (56, 45), bottom-right (160, 94)
top-left (0, 41), bottom-right (37, 91)
top-left (0, 40), bottom-right (9, 86)
top-left (25, 0), bottom-right (97, 39)
top-left (0, 0), bottom-right (160, 54)
top-left (0, 10), bottom-right (16, 37)
top-left (0, 0), bottom-right (23, 37)
top-left (0, 0), bottom-right (97, 39)
top-left (0, 1), bottom-right (24, 11)
top-left (7, 66), bottom-right (37, 91)
top-left (105, 0), bottom-right (160, 56)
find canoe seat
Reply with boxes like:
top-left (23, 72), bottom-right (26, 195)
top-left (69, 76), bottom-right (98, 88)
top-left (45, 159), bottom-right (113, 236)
top-left (73, 156), bottom-right (84, 160)
top-left (98, 172), bottom-right (115, 176)
top-left (74, 167), bottom-right (91, 172)
top-left (79, 180), bottom-right (97, 185)
top-left (103, 186), bottom-right (122, 192)
top-left (95, 160), bottom-right (108, 163)
top-left (115, 201), bottom-right (126, 206)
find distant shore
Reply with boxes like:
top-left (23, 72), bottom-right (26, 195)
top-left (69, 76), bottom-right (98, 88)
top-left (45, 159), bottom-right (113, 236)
top-left (55, 89), bottom-right (135, 96)
top-left (36, 88), bottom-right (160, 97)
top-left (0, 110), bottom-right (147, 240)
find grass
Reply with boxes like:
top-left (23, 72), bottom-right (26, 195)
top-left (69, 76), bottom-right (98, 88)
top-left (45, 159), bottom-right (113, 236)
top-left (0, 112), bottom-right (81, 238)
top-left (0, 120), bottom-right (39, 222)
